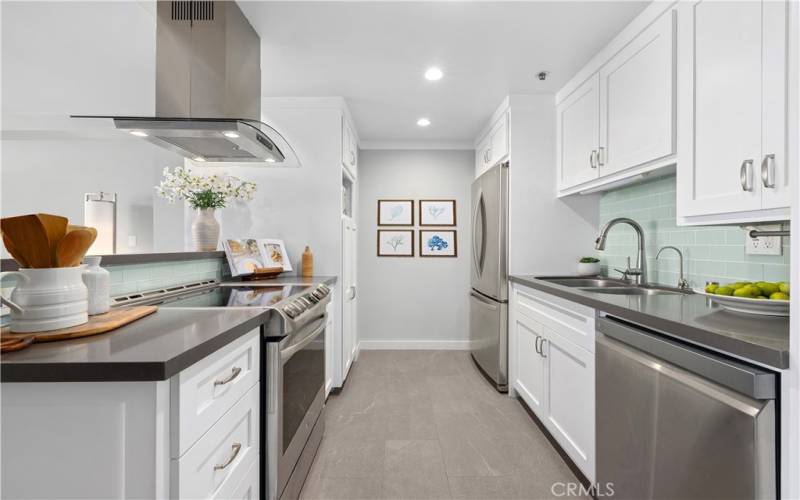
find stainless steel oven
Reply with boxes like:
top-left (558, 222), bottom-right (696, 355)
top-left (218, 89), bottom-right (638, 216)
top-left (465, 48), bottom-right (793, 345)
top-left (265, 314), bottom-right (326, 500)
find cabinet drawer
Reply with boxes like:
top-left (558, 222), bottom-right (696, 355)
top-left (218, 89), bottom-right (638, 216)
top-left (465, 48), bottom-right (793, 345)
top-left (172, 385), bottom-right (260, 500)
top-left (513, 286), bottom-right (595, 352)
top-left (172, 330), bottom-right (260, 457)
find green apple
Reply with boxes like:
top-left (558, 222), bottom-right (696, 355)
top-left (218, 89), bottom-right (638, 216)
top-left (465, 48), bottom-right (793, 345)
top-left (715, 286), bottom-right (734, 296)
top-left (770, 292), bottom-right (790, 301)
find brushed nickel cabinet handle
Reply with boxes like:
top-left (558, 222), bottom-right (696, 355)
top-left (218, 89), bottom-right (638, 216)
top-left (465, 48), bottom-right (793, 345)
top-left (540, 338), bottom-right (547, 358)
top-left (214, 366), bottom-right (242, 386)
top-left (598, 146), bottom-right (605, 167)
top-left (740, 159), bottom-right (754, 192)
top-left (761, 154), bottom-right (775, 188)
top-left (213, 442), bottom-right (242, 471)
top-left (534, 336), bottom-right (542, 355)
top-left (589, 150), bottom-right (598, 169)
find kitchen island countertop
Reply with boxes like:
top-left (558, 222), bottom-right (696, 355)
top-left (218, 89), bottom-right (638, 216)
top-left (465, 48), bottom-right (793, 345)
top-left (510, 275), bottom-right (790, 370)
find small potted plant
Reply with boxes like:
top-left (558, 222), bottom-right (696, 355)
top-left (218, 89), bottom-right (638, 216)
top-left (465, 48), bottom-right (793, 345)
top-left (156, 167), bottom-right (257, 251)
top-left (577, 257), bottom-right (601, 276)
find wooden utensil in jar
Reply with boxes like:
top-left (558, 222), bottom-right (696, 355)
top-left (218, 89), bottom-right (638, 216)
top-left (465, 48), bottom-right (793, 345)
top-left (56, 228), bottom-right (97, 267)
top-left (2, 234), bottom-right (29, 268)
top-left (0, 214), bottom-right (52, 268)
top-left (36, 213), bottom-right (68, 265)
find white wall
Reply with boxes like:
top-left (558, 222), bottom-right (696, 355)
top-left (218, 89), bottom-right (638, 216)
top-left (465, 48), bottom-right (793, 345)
top-left (357, 149), bottom-right (473, 349)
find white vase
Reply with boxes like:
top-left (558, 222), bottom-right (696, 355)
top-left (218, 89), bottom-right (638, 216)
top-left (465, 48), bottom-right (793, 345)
top-left (82, 256), bottom-right (110, 315)
top-left (192, 208), bottom-right (220, 252)
top-left (577, 262), bottom-right (601, 276)
top-left (0, 267), bottom-right (88, 332)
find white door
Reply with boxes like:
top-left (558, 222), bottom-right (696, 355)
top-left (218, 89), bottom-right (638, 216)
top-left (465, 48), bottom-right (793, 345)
top-left (341, 217), bottom-right (357, 379)
top-left (557, 73), bottom-right (600, 190)
top-left (760, 0), bottom-right (789, 209)
top-left (513, 314), bottom-right (546, 416)
top-left (599, 11), bottom-right (675, 175)
top-left (677, 0), bottom-right (764, 216)
top-left (542, 328), bottom-right (595, 482)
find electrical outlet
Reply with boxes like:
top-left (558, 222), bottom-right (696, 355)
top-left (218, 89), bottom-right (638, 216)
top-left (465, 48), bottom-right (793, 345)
top-left (745, 225), bottom-right (782, 256)
top-left (128, 235), bottom-right (137, 248)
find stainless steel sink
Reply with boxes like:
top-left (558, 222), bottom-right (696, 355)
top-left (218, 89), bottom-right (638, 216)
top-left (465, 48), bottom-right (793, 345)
top-left (578, 286), bottom-right (689, 296)
top-left (540, 277), bottom-right (629, 288)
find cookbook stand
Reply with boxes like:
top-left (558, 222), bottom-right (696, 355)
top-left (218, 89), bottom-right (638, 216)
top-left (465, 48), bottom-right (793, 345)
top-left (241, 267), bottom-right (284, 281)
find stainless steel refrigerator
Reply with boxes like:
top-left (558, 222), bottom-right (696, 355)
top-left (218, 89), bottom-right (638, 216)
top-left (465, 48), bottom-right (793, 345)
top-left (470, 162), bottom-right (509, 391)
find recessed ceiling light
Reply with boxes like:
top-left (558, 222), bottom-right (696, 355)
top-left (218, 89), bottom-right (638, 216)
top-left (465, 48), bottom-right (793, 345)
top-left (129, 130), bottom-right (148, 137)
top-left (417, 118), bottom-right (431, 127)
top-left (193, 156), bottom-right (206, 162)
top-left (223, 131), bottom-right (240, 139)
top-left (424, 67), bottom-right (443, 81)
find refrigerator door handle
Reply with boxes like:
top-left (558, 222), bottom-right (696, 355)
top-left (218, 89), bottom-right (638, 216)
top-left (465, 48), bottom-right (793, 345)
top-left (472, 190), bottom-right (486, 277)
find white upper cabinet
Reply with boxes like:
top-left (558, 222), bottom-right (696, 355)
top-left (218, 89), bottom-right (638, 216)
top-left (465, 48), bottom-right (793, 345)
top-left (599, 11), bottom-right (675, 176)
top-left (474, 109), bottom-right (509, 178)
top-left (557, 73), bottom-right (601, 190)
top-left (556, 4), bottom-right (677, 196)
top-left (676, 0), bottom-right (789, 224)
top-left (342, 116), bottom-right (358, 178)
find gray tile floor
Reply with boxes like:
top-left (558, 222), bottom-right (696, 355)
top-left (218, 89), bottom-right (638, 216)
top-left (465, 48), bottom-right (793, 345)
top-left (300, 351), bottom-right (583, 500)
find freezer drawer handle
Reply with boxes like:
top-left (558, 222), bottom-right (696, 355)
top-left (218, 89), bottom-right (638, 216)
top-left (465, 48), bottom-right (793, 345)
top-left (214, 367), bottom-right (242, 386)
top-left (213, 442), bottom-right (242, 471)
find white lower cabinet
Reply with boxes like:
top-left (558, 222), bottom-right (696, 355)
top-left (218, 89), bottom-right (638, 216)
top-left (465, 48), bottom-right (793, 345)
top-left (0, 329), bottom-right (262, 500)
top-left (510, 284), bottom-right (596, 482)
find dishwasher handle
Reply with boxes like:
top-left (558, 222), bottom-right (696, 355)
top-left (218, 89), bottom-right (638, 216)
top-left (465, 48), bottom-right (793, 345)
top-left (597, 316), bottom-right (776, 400)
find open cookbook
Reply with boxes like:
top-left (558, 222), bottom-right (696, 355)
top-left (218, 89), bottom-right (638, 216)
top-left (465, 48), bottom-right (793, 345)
top-left (222, 238), bottom-right (293, 277)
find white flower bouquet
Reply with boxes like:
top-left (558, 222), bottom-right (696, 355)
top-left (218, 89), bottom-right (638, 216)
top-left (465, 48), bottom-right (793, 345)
top-left (155, 166), bottom-right (257, 209)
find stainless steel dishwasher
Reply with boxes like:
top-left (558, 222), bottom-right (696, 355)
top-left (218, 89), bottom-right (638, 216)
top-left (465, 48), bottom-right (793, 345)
top-left (596, 315), bottom-right (777, 500)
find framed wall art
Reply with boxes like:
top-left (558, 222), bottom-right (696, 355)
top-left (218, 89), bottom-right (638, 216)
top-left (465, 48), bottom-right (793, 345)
top-left (378, 199), bottom-right (414, 226)
top-left (377, 230), bottom-right (415, 257)
top-left (419, 230), bottom-right (457, 257)
top-left (419, 200), bottom-right (456, 226)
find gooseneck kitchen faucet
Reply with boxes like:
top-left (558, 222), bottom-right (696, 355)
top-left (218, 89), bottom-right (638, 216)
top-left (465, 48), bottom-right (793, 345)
top-left (595, 217), bottom-right (647, 286)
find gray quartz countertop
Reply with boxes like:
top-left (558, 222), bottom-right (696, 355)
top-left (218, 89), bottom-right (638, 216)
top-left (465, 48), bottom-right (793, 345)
top-left (510, 275), bottom-right (790, 370)
top-left (1, 308), bottom-right (267, 382)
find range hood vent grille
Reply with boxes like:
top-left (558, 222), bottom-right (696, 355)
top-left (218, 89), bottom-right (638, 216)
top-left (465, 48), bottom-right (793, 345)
top-left (171, 1), bottom-right (214, 22)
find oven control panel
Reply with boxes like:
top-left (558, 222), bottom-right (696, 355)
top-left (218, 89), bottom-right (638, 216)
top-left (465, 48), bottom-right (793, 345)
top-left (282, 283), bottom-right (331, 319)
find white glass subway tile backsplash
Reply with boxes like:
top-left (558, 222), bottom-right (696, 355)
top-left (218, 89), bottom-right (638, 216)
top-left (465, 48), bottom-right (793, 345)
top-left (598, 175), bottom-right (790, 288)
top-left (107, 258), bottom-right (228, 297)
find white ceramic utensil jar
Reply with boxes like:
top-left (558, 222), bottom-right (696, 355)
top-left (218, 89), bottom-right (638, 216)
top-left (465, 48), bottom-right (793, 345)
top-left (0, 267), bottom-right (88, 332)
top-left (82, 256), bottom-right (110, 315)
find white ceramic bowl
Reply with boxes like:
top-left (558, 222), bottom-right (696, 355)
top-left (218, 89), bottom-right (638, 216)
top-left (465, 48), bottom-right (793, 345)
top-left (694, 289), bottom-right (789, 317)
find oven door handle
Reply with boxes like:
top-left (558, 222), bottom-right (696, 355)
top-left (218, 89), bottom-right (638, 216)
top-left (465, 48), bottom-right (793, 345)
top-left (281, 317), bottom-right (326, 363)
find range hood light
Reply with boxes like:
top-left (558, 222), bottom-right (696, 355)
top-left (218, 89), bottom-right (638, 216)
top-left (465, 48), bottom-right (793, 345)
top-left (223, 131), bottom-right (240, 139)
top-left (130, 130), bottom-right (148, 137)
top-left (193, 156), bottom-right (206, 162)
top-left (265, 158), bottom-right (276, 163)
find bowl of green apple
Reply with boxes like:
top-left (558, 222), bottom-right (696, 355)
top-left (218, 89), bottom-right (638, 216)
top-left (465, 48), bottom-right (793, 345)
top-left (696, 281), bottom-right (790, 316)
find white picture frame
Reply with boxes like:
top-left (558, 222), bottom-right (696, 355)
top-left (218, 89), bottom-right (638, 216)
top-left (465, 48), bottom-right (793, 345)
top-left (260, 239), bottom-right (293, 271)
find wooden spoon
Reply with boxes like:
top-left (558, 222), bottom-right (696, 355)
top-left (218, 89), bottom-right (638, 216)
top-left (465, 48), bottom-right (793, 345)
top-left (0, 215), bottom-right (52, 268)
top-left (56, 229), bottom-right (97, 267)
top-left (36, 214), bottom-right (68, 266)
top-left (2, 234), bottom-right (29, 268)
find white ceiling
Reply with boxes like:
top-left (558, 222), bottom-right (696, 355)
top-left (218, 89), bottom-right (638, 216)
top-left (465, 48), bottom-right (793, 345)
top-left (240, 1), bottom-right (648, 148)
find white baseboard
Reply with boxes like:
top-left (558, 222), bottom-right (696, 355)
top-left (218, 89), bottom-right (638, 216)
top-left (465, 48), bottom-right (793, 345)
top-left (358, 340), bottom-right (472, 350)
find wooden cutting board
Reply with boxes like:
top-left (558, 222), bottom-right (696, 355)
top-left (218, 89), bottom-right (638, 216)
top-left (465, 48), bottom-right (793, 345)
top-left (0, 306), bottom-right (158, 353)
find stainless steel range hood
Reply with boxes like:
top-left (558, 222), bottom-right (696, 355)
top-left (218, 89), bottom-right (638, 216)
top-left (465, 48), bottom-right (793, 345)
top-left (73, 1), bottom-right (298, 166)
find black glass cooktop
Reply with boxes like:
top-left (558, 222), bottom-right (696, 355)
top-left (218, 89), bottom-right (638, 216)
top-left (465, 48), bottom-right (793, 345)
top-left (157, 285), bottom-right (308, 308)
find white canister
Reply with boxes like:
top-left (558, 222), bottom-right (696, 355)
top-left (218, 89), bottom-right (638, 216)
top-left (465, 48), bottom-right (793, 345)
top-left (0, 267), bottom-right (88, 333)
top-left (82, 256), bottom-right (110, 315)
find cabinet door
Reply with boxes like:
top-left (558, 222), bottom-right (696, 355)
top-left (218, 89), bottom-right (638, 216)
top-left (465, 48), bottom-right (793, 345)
top-left (513, 314), bottom-right (546, 416)
top-left (341, 218), bottom-right (357, 380)
top-left (557, 73), bottom-right (600, 190)
top-left (677, 0), bottom-right (763, 217)
top-left (760, 0), bottom-right (789, 209)
top-left (342, 118), bottom-right (357, 177)
top-left (599, 11), bottom-right (675, 175)
top-left (489, 112), bottom-right (509, 165)
top-left (542, 328), bottom-right (595, 482)
top-left (475, 136), bottom-right (491, 178)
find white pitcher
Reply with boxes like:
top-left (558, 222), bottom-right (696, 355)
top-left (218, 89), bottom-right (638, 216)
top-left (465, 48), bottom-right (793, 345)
top-left (0, 267), bottom-right (88, 333)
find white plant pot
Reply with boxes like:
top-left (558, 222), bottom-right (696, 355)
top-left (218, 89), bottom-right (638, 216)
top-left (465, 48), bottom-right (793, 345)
top-left (82, 256), bottom-right (110, 315)
top-left (0, 267), bottom-right (88, 332)
top-left (192, 208), bottom-right (220, 252)
top-left (577, 262), bottom-right (601, 276)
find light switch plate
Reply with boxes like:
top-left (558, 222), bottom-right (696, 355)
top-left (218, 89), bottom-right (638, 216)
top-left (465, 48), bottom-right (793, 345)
top-left (128, 235), bottom-right (137, 248)
top-left (745, 225), bottom-right (782, 256)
